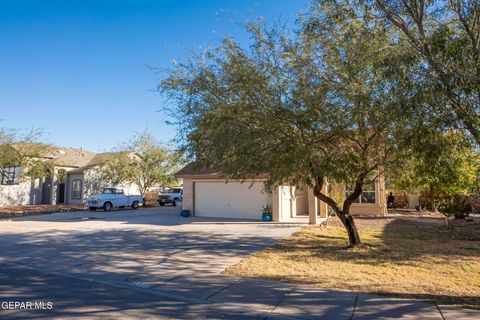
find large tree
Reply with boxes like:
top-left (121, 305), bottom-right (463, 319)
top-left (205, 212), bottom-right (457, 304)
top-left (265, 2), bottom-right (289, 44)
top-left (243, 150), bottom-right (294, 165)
top-left (393, 130), bottom-right (479, 210)
top-left (100, 131), bottom-right (181, 203)
top-left (371, 0), bottom-right (480, 144)
top-left (0, 127), bottom-right (52, 183)
top-left (161, 4), bottom-right (419, 246)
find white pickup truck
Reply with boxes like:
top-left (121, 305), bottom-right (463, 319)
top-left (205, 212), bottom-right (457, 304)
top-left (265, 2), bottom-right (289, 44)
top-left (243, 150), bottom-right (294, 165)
top-left (85, 187), bottom-right (144, 211)
top-left (157, 187), bottom-right (183, 206)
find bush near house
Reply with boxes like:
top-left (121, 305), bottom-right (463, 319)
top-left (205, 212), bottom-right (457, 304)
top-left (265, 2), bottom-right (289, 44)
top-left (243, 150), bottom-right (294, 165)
top-left (468, 194), bottom-right (480, 215)
top-left (418, 191), bottom-right (476, 219)
top-left (437, 195), bottom-right (473, 219)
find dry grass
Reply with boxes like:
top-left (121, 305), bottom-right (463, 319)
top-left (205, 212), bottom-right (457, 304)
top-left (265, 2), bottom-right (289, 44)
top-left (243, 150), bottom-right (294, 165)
top-left (225, 215), bottom-right (480, 308)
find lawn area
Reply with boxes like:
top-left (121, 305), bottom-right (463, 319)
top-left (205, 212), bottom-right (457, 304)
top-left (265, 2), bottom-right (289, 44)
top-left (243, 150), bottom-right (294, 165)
top-left (225, 214), bottom-right (480, 308)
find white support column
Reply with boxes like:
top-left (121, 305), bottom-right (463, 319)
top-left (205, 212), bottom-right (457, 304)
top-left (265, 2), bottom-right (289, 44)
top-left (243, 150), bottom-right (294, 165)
top-left (308, 187), bottom-right (319, 225)
top-left (271, 186), bottom-right (281, 222)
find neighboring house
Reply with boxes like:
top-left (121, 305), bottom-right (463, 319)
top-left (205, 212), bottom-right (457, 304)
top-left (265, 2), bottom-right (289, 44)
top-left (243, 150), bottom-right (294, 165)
top-left (176, 164), bottom-right (387, 223)
top-left (0, 146), bottom-right (139, 207)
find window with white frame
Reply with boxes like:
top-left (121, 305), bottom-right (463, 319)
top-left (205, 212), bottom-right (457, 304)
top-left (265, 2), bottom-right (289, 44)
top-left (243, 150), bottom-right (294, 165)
top-left (345, 182), bottom-right (376, 204)
top-left (71, 179), bottom-right (82, 199)
top-left (1, 166), bottom-right (21, 185)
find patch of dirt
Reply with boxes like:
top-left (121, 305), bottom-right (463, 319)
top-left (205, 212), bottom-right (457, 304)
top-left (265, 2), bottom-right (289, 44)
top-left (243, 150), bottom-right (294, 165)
top-left (0, 205), bottom-right (87, 219)
top-left (326, 210), bottom-right (468, 229)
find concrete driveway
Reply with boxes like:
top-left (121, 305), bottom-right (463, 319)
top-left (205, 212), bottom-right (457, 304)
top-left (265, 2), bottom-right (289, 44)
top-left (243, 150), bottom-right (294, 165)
top-left (0, 207), bottom-right (477, 319)
top-left (0, 206), bottom-right (303, 318)
top-left (0, 206), bottom-right (301, 282)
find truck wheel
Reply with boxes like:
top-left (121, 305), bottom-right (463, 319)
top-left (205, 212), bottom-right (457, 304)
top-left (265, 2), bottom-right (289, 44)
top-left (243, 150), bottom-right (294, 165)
top-left (89, 207), bottom-right (97, 211)
top-left (103, 202), bottom-right (113, 211)
top-left (159, 202), bottom-right (165, 206)
top-left (131, 201), bottom-right (139, 210)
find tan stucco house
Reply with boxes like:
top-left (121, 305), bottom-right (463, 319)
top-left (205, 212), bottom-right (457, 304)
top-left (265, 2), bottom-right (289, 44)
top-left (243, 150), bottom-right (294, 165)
top-left (176, 164), bottom-right (387, 223)
top-left (0, 146), bottom-right (139, 207)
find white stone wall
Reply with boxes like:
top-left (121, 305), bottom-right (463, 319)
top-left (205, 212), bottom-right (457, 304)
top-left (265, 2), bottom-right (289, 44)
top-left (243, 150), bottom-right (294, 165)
top-left (0, 178), bottom-right (32, 206)
top-left (82, 167), bottom-right (140, 196)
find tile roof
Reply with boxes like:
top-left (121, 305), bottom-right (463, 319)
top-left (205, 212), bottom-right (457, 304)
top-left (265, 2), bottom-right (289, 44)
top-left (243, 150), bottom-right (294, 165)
top-left (11, 143), bottom-right (117, 169)
top-left (43, 147), bottom-right (97, 168)
top-left (175, 163), bottom-right (224, 177)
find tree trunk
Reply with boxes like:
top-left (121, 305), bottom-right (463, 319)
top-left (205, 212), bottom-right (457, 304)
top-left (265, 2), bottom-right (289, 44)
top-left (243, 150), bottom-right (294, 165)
top-left (335, 210), bottom-right (361, 247)
top-left (140, 186), bottom-right (147, 206)
top-left (312, 179), bottom-right (362, 247)
top-left (429, 184), bottom-right (436, 211)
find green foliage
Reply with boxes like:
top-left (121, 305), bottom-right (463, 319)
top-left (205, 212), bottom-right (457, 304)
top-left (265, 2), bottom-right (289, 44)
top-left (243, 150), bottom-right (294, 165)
top-left (161, 3), bottom-right (417, 215)
top-left (99, 130), bottom-right (182, 197)
top-left (56, 169), bottom-right (67, 184)
top-left (0, 127), bottom-right (52, 181)
top-left (438, 195), bottom-right (473, 219)
top-left (393, 131), bottom-right (479, 198)
top-left (261, 205), bottom-right (272, 214)
top-left (372, 0), bottom-right (480, 143)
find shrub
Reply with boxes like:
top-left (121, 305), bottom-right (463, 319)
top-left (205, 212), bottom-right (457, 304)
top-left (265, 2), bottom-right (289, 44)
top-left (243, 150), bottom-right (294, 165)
top-left (438, 195), bottom-right (472, 219)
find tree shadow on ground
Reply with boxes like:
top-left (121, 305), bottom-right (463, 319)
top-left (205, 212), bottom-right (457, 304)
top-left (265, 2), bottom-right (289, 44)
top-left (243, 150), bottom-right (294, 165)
top-left (249, 215), bottom-right (480, 308)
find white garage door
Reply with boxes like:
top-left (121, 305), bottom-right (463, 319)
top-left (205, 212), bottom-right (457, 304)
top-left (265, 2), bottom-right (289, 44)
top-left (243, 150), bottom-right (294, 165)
top-left (195, 181), bottom-right (267, 220)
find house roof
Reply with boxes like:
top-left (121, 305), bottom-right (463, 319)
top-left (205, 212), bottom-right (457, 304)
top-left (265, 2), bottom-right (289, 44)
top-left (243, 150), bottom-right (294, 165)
top-left (44, 147), bottom-right (97, 168)
top-left (175, 163), bottom-right (269, 180)
top-left (175, 163), bottom-right (225, 177)
top-left (66, 152), bottom-right (122, 174)
top-left (11, 143), bottom-right (123, 171)
top-left (11, 143), bottom-right (97, 168)
top-left (67, 151), bottom-right (140, 174)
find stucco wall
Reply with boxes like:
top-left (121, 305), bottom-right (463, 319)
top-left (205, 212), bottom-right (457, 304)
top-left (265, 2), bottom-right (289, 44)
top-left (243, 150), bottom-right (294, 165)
top-left (83, 167), bottom-right (140, 197)
top-left (0, 178), bottom-right (32, 206)
top-left (66, 167), bottom-right (141, 205)
top-left (29, 177), bottom-right (43, 205)
top-left (349, 178), bottom-right (387, 216)
top-left (182, 178), bottom-right (194, 212)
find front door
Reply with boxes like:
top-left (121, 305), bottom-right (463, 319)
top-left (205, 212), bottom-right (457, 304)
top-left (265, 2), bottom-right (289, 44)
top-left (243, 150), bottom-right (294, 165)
top-left (57, 183), bottom-right (65, 204)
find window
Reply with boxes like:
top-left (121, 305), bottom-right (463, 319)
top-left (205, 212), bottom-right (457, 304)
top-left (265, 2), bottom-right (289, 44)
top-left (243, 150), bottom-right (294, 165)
top-left (1, 166), bottom-right (20, 185)
top-left (101, 188), bottom-right (123, 194)
top-left (102, 188), bottom-right (115, 194)
top-left (71, 179), bottom-right (82, 199)
top-left (346, 182), bottom-right (376, 204)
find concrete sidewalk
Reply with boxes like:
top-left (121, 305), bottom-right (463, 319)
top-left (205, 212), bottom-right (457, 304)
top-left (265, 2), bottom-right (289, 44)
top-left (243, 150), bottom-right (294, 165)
top-left (124, 274), bottom-right (479, 320)
top-left (2, 261), bottom-right (477, 319)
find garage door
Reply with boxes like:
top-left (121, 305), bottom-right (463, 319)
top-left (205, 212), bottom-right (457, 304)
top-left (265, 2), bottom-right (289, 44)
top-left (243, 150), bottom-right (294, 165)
top-left (195, 181), bottom-right (267, 220)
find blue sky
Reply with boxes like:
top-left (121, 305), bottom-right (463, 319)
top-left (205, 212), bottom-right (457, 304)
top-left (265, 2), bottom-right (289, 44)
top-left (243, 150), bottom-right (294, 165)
top-left (0, 0), bottom-right (310, 152)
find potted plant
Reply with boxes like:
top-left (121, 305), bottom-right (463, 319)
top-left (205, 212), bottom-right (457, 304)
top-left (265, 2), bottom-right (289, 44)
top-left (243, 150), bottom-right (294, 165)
top-left (261, 205), bottom-right (272, 221)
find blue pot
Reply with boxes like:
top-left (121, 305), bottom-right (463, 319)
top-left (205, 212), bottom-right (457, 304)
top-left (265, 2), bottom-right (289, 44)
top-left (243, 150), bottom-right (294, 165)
top-left (262, 212), bottom-right (272, 221)
top-left (180, 209), bottom-right (191, 217)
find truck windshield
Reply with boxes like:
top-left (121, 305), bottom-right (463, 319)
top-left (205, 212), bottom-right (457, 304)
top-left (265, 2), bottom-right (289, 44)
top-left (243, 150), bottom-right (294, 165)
top-left (166, 188), bottom-right (182, 193)
top-left (102, 188), bottom-right (116, 194)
